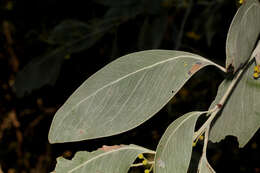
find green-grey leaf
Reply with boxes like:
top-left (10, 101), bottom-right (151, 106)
top-left (53, 144), bottom-right (153, 173)
top-left (48, 50), bottom-right (223, 143)
top-left (154, 111), bottom-right (204, 173)
top-left (209, 62), bottom-right (260, 147)
top-left (226, 0), bottom-right (260, 72)
top-left (197, 156), bottom-right (216, 173)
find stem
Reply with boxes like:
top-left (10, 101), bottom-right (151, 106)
top-left (131, 161), bottom-right (155, 167)
top-left (202, 126), bottom-right (210, 155)
top-left (193, 55), bottom-right (256, 141)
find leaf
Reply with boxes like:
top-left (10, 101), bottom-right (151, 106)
top-left (51, 19), bottom-right (115, 53)
top-left (104, 5), bottom-right (142, 20)
top-left (14, 19), bottom-right (115, 97)
top-left (53, 144), bottom-right (153, 173)
top-left (14, 48), bottom-right (65, 97)
top-left (48, 50), bottom-right (223, 143)
top-left (209, 62), bottom-right (260, 147)
top-left (154, 111), bottom-right (204, 173)
top-left (226, 0), bottom-right (260, 72)
top-left (138, 15), bottom-right (168, 50)
top-left (48, 20), bottom-right (92, 45)
top-left (197, 156), bottom-right (216, 173)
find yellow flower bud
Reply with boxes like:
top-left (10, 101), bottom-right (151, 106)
top-left (253, 72), bottom-right (259, 79)
top-left (199, 135), bottom-right (204, 141)
top-left (144, 169), bottom-right (150, 173)
top-left (138, 154), bottom-right (144, 159)
top-left (254, 66), bottom-right (260, 73)
top-left (142, 159), bottom-right (148, 165)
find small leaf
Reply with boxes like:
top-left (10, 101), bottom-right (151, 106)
top-left (48, 50), bottom-right (223, 143)
top-left (53, 144), bottom-right (153, 173)
top-left (209, 62), bottom-right (260, 147)
top-left (226, 0), bottom-right (260, 72)
top-left (154, 111), bottom-right (204, 173)
top-left (197, 156), bottom-right (216, 173)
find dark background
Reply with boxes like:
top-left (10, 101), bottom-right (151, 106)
top-left (0, 0), bottom-right (259, 172)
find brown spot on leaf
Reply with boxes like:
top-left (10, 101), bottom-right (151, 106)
top-left (98, 145), bottom-right (123, 152)
top-left (79, 130), bottom-right (84, 134)
top-left (188, 62), bottom-right (203, 75)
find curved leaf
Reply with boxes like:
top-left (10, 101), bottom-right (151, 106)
top-left (209, 62), bottom-right (260, 147)
top-left (48, 50), bottom-right (223, 143)
top-left (197, 156), bottom-right (216, 173)
top-left (154, 111), bottom-right (204, 173)
top-left (53, 144), bottom-right (153, 173)
top-left (226, 0), bottom-right (260, 72)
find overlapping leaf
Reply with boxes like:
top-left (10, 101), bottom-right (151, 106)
top-left (209, 63), bottom-right (260, 147)
top-left (48, 50), bottom-right (224, 143)
top-left (154, 111), bottom-right (204, 173)
top-left (53, 144), bottom-right (153, 173)
top-left (226, 0), bottom-right (260, 72)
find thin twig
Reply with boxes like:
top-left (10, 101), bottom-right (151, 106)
top-left (193, 54), bottom-right (256, 141)
top-left (131, 161), bottom-right (155, 167)
top-left (202, 126), bottom-right (210, 155)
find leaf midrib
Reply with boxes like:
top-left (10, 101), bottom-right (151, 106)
top-left (68, 146), bottom-right (151, 173)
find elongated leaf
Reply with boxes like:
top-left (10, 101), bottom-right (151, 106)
top-left (53, 144), bottom-right (153, 173)
top-left (48, 50), bottom-right (223, 143)
top-left (226, 0), bottom-right (260, 72)
top-left (154, 111), bottom-right (204, 173)
top-left (197, 156), bottom-right (216, 173)
top-left (209, 62), bottom-right (260, 147)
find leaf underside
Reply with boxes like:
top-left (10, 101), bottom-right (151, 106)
top-left (48, 50), bottom-right (222, 143)
top-left (209, 63), bottom-right (260, 147)
top-left (226, 0), bottom-right (260, 72)
top-left (154, 111), bottom-right (204, 173)
top-left (53, 144), bottom-right (152, 173)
